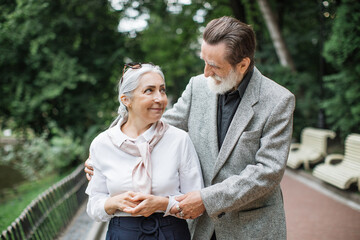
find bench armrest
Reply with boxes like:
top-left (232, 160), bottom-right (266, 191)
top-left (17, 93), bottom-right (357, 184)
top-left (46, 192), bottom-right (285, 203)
top-left (324, 154), bottom-right (344, 165)
top-left (290, 143), bottom-right (301, 151)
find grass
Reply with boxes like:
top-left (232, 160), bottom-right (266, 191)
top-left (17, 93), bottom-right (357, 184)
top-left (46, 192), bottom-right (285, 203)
top-left (0, 170), bottom-right (73, 232)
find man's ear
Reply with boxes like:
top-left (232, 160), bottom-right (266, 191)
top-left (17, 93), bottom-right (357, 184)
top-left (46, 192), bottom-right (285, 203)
top-left (120, 94), bottom-right (130, 108)
top-left (236, 57), bottom-right (250, 75)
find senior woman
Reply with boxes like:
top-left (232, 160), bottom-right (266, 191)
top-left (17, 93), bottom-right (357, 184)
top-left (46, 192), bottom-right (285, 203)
top-left (85, 62), bottom-right (203, 240)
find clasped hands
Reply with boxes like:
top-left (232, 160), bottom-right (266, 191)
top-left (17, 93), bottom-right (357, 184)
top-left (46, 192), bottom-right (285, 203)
top-left (105, 191), bottom-right (167, 217)
top-left (105, 191), bottom-right (205, 220)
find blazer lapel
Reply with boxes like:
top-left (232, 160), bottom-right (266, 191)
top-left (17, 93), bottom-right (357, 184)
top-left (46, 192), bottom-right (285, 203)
top-left (207, 89), bottom-right (220, 163)
top-left (212, 68), bottom-right (262, 181)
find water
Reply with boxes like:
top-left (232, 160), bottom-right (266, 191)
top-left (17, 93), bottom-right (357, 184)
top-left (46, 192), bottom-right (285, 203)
top-left (0, 165), bottom-right (25, 190)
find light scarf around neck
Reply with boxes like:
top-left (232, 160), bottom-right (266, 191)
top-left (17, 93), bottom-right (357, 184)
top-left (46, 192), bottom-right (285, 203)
top-left (110, 117), bottom-right (169, 194)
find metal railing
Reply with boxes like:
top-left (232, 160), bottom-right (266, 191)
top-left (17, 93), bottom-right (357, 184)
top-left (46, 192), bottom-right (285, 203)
top-left (1, 164), bottom-right (88, 240)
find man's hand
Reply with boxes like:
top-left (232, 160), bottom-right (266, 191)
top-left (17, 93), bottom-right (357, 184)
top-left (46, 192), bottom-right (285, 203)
top-left (84, 157), bottom-right (94, 180)
top-left (174, 191), bottom-right (205, 219)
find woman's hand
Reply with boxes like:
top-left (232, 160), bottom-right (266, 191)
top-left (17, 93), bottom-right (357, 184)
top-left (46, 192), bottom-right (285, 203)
top-left (104, 191), bottom-right (141, 215)
top-left (122, 193), bottom-right (168, 217)
top-left (84, 157), bottom-right (94, 181)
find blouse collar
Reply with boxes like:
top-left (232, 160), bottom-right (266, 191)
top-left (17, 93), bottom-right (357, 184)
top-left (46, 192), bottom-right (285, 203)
top-left (107, 119), bottom-right (156, 148)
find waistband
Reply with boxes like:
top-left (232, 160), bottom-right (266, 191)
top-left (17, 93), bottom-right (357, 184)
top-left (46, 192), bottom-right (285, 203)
top-left (109, 213), bottom-right (186, 239)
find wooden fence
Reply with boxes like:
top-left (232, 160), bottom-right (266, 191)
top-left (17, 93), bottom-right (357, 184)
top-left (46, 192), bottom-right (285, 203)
top-left (1, 164), bottom-right (88, 240)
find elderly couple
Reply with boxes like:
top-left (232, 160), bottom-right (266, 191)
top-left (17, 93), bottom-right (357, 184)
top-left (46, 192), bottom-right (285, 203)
top-left (84, 16), bottom-right (295, 240)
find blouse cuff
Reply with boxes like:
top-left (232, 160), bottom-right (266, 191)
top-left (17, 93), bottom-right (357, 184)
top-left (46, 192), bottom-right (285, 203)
top-left (164, 195), bottom-right (178, 216)
top-left (98, 198), bottom-right (113, 222)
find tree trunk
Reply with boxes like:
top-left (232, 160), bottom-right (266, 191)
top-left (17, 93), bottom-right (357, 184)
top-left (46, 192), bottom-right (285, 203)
top-left (257, 0), bottom-right (296, 72)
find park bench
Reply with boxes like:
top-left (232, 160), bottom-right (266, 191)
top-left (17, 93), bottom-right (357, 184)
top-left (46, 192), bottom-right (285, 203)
top-left (312, 133), bottom-right (360, 191)
top-left (287, 127), bottom-right (336, 170)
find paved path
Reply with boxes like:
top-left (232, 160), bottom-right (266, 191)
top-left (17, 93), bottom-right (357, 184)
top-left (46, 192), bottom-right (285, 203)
top-left (60, 169), bottom-right (360, 239)
top-left (282, 171), bottom-right (360, 240)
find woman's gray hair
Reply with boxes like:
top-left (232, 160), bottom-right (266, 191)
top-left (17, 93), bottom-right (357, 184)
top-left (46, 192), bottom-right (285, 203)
top-left (109, 63), bottom-right (164, 128)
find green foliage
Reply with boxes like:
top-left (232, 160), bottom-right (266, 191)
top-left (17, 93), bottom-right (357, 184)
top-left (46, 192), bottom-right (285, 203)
top-left (0, 0), bottom-right (124, 136)
top-left (138, 12), bottom-right (203, 99)
top-left (1, 126), bottom-right (85, 180)
top-left (322, 71), bottom-right (360, 137)
top-left (322, 0), bottom-right (360, 137)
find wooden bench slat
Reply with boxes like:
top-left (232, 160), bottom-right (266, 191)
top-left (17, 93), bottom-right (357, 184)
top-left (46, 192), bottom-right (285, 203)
top-left (287, 127), bottom-right (335, 170)
top-left (313, 133), bottom-right (360, 191)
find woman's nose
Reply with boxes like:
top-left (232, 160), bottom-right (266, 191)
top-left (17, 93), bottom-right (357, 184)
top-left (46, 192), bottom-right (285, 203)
top-left (153, 92), bottom-right (163, 102)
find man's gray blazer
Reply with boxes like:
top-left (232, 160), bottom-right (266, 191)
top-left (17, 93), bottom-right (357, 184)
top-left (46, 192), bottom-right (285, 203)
top-left (163, 67), bottom-right (295, 240)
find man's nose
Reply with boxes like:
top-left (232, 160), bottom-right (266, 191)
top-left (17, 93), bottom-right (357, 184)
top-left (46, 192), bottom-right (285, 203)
top-left (204, 64), bottom-right (214, 78)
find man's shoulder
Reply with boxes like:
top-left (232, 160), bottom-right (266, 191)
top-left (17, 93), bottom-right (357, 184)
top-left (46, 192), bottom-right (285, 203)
top-left (191, 73), bottom-right (206, 80)
top-left (264, 77), bottom-right (293, 96)
top-left (190, 74), bottom-right (208, 87)
top-left (254, 69), bottom-right (294, 99)
top-left (190, 74), bottom-right (214, 98)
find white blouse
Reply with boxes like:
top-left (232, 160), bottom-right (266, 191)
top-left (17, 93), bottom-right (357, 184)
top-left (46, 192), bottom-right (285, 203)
top-left (85, 121), bottom-right (204, 222)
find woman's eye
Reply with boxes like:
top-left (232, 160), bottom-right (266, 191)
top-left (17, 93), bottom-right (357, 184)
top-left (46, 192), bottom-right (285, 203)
top-left (160, 88), bottom-right (166, 93)
top-left (144, 89), bottom-right (152, 93)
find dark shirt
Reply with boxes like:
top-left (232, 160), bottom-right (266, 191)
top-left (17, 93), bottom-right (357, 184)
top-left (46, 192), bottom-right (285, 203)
top-left (217, 69), bottom-right (253, 149)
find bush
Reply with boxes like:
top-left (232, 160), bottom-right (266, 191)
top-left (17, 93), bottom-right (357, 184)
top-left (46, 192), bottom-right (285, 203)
top-left (1, 127), bottom-right (85, 180)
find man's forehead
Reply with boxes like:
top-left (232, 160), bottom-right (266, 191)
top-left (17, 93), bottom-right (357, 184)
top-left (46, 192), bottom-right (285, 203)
top-left (200, 42), bottom-right (227, 67)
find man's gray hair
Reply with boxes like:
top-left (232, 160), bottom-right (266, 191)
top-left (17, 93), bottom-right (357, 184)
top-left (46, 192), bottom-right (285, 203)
top-left (203, 16), bottom-right (256, 70)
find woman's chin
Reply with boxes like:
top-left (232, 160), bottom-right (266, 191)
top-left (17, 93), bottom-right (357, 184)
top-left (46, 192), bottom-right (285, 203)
top-left (147, 114), bottom-right (163, 123)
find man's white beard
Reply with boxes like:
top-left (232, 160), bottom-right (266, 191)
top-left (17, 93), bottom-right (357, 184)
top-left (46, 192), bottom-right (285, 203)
top-left (206, 69), bottom-right (239, 94)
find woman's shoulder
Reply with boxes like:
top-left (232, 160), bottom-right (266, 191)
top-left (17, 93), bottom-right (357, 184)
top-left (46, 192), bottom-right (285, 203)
top-left (90, 129), bottom-right (111, 148)
top-left (165, 124), bottom-right (190, 140)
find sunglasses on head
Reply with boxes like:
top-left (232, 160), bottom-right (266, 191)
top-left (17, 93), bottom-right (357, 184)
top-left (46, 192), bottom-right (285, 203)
top-left (120, 62), bottom-right (155, 84)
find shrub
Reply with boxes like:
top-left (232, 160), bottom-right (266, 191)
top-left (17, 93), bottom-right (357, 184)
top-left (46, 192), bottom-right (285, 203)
top-left (1, 127), bottom-right (85, 180)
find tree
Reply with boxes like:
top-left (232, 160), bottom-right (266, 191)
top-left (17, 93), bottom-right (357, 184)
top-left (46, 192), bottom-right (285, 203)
top-left (322, 0), bottom-right (360, 138)
top-left (257, 0), bottom-right (296, 72)
top-left (0, 0), bottom-right (125, 136)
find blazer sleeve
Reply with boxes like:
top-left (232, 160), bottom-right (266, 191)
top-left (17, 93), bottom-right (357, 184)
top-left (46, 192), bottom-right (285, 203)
top-left (200, 93), bottom-right (295, 219)
top-left (162, 77), bottom-right (195, 132)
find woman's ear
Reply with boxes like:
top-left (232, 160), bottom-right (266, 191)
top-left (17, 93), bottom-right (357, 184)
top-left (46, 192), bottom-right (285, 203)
top-left (236, 57), bottom-right (251, 75)
top-left (120, 94), bottom-right (130, 108)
